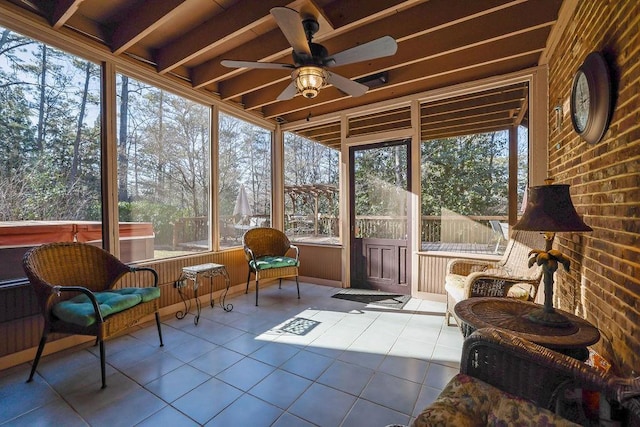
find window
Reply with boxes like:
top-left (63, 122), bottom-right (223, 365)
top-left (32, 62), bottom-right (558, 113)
top-left (0, 26), bottom-right (102, 281)
top-left (283, 132), bottom-right (339, 244)
top-left (116, 74), bottom-right (210, 261)
top-left (420, 83), bottom-right (529, 254)
top-left (218, 112), bottom-right (272, 247)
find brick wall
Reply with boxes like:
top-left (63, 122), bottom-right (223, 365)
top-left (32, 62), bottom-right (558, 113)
top-left (547, 0), bottom-right (640, 375)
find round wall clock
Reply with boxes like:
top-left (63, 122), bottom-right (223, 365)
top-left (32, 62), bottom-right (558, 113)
top-left (570, 51), bottom-right (613, 144)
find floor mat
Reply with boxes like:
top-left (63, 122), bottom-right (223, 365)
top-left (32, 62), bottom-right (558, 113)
top-left (331, 289), bottom-right (411, 309)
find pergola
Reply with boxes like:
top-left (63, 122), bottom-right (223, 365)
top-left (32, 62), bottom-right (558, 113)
top-left (284, 184), bottom-right (338, 235)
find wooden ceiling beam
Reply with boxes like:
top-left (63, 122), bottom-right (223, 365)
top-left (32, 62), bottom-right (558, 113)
top-left (51, 0), bottom-right (84, 29)
top-left (240, 2), bottom-right (554, 111)
top-left (427, 83), bottom-right (524, 103)
top-left (216, 0), bottom-right (521, 100)
top-left (319, 0), bottom-right (418, 29)
top-left (294, 126), bottom-right (340, 143)
top-left (277, 54), bottom-right (538, 122)
top-left (424, 99), bottom-right (524, 121)
top-left (110, 0), bottom-right (187, 55)
top-left (363, 0), bottom-right (556, 69)
top-left (220, 70), bottom-right (292, 101)
top-left (195, 0), bottom-right (402, 88)
top-left (191, 29), bottom-right (291, 88)
top-left (423, 121), bottom-right (514, 140)
top-left (424, 112), bottom-right (515, 131)
top-left (299, 124), bottom-right (341, 138)
top-left (261, 28), bottom-right (548, 119)
top-left (154, 0), bottom-right (283, 74)
top-left (350, 121), bottom-right (411, 136)
top-left (349, 112), bottom-right (411, 134)
top-left (320, 0), bottom-right (517, 43)
top-left (424, 86), bottom-right (526, 112)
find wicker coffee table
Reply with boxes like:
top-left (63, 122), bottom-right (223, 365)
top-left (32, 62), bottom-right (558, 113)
top-left (454, 297), bottom-right (600, 360)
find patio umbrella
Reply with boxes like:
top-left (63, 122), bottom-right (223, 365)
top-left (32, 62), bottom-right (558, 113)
top-left (233, 184), bottom-right (252, 222)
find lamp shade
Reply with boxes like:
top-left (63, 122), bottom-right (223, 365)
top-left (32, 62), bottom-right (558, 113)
top-left (513, 184), bottom-right (592, 232)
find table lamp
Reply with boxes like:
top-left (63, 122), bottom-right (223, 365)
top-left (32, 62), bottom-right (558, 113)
top-left (513, 179), bottom-right (592, 328)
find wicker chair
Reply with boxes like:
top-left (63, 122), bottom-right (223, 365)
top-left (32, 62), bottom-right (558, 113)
top-left (242, 227), bottom-right (300, 306)
top-left (445, 230), bottom-right (545, 326)
top-left (23, 242), bottom-right (163, 389)
top-left (412, 328), bottom-right (640, 426)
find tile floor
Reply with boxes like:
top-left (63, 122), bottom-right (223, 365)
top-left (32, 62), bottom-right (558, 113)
top-left (0, 282), bottom-right (463, 427)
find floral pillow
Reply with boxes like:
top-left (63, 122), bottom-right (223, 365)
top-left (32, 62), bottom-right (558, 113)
top-left (412, 373), bottom-right (579, 427)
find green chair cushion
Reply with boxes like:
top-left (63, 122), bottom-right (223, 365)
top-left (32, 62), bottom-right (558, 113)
top-left (52, 287), bottom-right (160, 327)
top-left (250, 256), bottom-right (298, 271)
top-left (113, 287), bottom-right (161, 303)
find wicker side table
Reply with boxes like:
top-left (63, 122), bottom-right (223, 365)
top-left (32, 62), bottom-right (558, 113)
top-left (454, 297), bottom-right (600, 361)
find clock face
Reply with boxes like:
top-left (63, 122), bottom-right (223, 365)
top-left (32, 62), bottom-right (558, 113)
top-left (572, 70), bottom-right (590, 133)
top-left (570, 52), bottom-right (612, 144)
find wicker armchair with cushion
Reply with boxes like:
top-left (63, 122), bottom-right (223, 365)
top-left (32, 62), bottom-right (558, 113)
top-left (23, 242), bottom-right (163, 389)
top-left (413, 328), bottom-right (640, 426)
top-left (242, 227), bottom-right (300, 306)
top-left (445, 229), bottom-right (545, 325)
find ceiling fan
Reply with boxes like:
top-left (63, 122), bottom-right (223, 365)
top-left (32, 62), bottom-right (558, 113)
top-left (221, 7), bottom-right (397, 101)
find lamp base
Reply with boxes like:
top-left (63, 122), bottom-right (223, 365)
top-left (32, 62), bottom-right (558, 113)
top-left (527, 307), bottom-right (573, 328)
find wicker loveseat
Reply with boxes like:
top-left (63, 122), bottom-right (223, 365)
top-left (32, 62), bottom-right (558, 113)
top-left (413, 328), bottom-right (640, 426)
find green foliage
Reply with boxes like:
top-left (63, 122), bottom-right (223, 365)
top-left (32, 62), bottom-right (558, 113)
top-left (9, 156), bottom-right (100, 220)
top-left (121, 200), bottom-right (188, 246)
top-left (0, 77), bottom-right (34, 175)
top-left (0, 28), bottom-right (102, 223)
top-left (353, 143), bottom-right (408, 216)
top-left (421, 133), bottom-right (509, 216)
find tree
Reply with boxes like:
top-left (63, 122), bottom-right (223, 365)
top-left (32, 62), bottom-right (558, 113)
top-left (353, 142), bottom-right (408, 216)
top-left (421, 131), bottom-right (509, 216)
top-left (0, 26), bottom-right (102, 221)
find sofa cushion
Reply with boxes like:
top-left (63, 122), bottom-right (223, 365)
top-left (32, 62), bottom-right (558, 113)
top-left (412, 373), bottom-right (579, 427)
top-left (250, 255), bottom-right (298, 271)
top-left (52, 287), bottom-right (160, 327)
top-left (445, 273), bottom-right (531, 303)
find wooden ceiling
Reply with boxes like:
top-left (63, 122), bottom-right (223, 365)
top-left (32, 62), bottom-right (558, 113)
top-left (6, 0), bottom-right (562, 142)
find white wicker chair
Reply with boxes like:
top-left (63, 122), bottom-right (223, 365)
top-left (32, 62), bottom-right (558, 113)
top-left (445, 230), bottom-right (545, 326)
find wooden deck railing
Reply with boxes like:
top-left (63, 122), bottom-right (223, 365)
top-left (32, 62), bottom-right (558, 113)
top-left (173, 214), bottom-right (508, 248)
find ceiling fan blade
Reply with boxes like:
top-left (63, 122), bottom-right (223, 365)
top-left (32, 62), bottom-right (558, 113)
top-left (221, 60), bottom-right (294, 70)
top-left (270, 7), bottom-right (311, 57)
top-left (276, 81), bottom-right (298, 101)
top-left (326, 71), bottom-right (368, 97)
top-left (327, 36), bottom-right (397, 67)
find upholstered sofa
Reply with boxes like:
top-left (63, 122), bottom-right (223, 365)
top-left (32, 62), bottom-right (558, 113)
top-left (413, 328), bottom-right (640, 426)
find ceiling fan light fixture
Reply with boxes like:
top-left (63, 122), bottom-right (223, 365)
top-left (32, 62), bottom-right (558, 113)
top-left (295, 66), bottom-right (326, 98)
